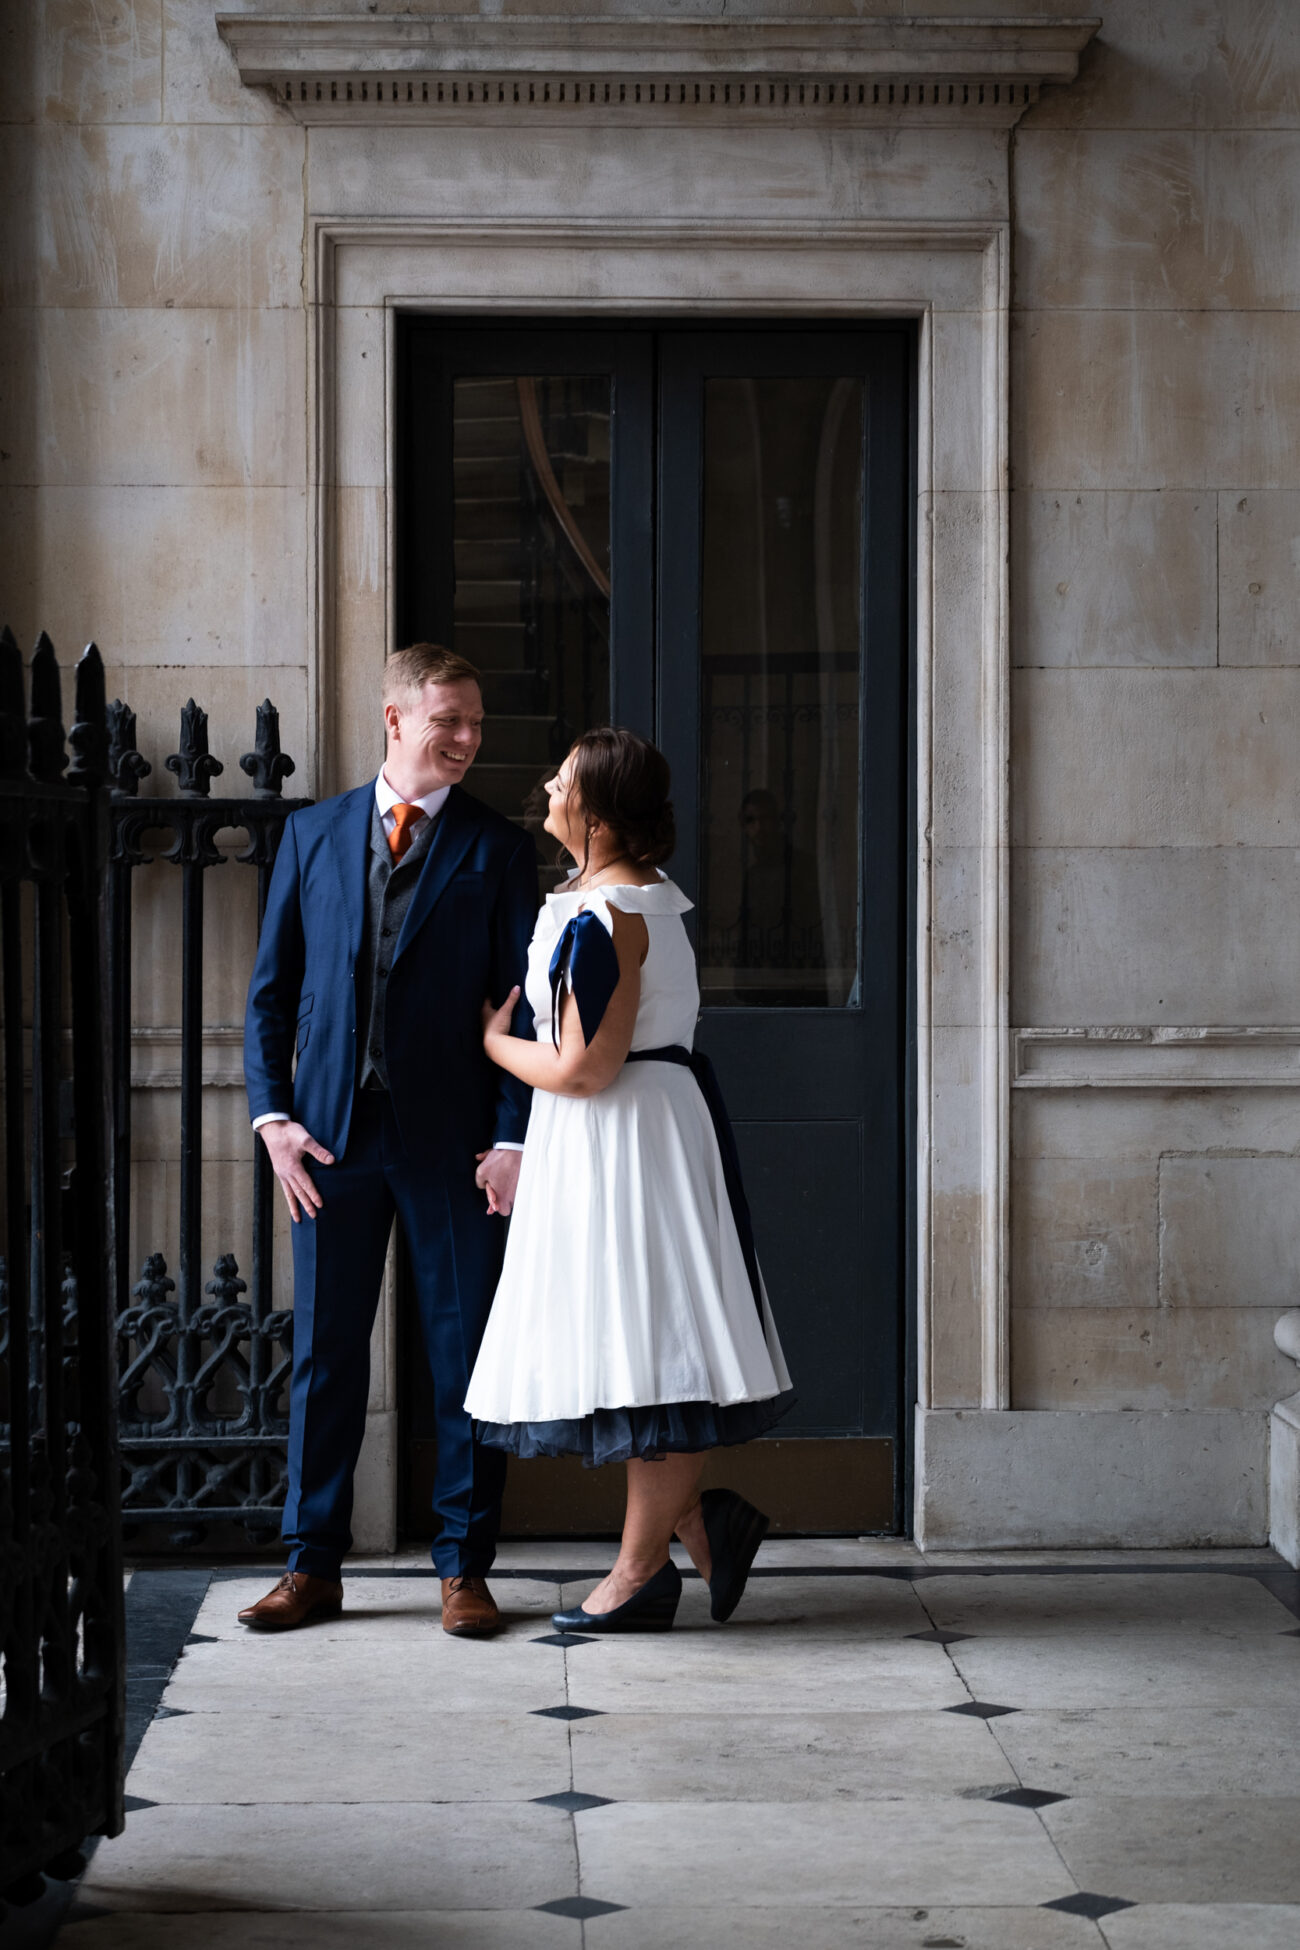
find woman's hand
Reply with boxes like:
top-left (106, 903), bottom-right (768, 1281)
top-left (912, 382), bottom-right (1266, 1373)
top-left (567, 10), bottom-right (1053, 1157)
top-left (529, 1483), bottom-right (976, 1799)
top-left (482, 986), bottom-right (521, 1056)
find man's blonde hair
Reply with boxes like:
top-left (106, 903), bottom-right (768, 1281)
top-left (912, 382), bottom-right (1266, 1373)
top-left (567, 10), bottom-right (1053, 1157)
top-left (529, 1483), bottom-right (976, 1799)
top-left (382, 643), bottom-right (482, 710)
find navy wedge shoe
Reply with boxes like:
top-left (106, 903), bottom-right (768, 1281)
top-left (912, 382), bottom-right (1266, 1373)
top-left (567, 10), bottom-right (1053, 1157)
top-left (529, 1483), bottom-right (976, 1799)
top-left (551, 1559), bottom-right (682, 1634)
top-left (700, 1487), bottom-right (770, 1622)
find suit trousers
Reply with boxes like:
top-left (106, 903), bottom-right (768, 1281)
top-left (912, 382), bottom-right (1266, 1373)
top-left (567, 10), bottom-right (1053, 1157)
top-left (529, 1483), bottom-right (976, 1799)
top-left (282, 1090), bottom-right (508, 1580)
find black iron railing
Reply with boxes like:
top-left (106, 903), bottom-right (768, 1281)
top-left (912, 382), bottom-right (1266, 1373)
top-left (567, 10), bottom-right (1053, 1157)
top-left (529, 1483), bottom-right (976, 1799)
top-left (0, 628), bottom-right (124, 1896)
top-left (108, 695), bottom-right (310, 1547)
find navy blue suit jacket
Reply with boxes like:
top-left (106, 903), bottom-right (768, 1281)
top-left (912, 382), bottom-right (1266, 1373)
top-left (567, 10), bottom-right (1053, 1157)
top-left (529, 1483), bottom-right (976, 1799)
top-left (244, 781), bottom-right (537, 1168)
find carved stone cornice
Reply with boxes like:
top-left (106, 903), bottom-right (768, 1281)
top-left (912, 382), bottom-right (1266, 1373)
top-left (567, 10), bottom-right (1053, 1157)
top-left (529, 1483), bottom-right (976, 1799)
top-left (216, 12), bottom-right (1100, 126)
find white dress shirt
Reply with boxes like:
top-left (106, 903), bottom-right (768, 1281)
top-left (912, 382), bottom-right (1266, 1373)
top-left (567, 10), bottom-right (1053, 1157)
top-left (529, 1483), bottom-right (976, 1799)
top-left (253, 771), bottom-right (523, 1150)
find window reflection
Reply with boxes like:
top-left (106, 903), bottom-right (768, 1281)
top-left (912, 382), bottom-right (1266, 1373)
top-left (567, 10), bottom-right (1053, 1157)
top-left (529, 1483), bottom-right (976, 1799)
top-left (698, 376), bottom-right (863, 1008)
top-left (451, 373), bottom-right (611, 884)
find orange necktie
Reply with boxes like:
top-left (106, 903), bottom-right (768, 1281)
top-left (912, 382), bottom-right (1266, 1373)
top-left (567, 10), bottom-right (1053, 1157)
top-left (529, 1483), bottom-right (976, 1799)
top-left (388, 802), bottom-right (426, 861)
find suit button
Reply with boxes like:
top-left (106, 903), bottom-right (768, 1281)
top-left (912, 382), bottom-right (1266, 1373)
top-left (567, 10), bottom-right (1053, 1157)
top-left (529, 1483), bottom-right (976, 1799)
top-left (378, 965), bottom-right (390, 978)
top-left (370, 1044), bottom-right (381, 1058)
top-left (381, 926), bottom-right (394, 937)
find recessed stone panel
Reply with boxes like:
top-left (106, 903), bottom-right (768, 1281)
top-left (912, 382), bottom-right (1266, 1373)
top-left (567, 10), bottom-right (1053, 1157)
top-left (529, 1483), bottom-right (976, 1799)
top-left (1012, 847), bottom-right (1300, 1027)
top-left (1011, 491), bottom-right (1216, 668)
top-left (0, 305), bottom-right (307, 488)
top-left (1013, 310), bottom-right (1300, 491)
top-left (0, 124), bottom-right (305, 310)
top-left (1012, 1155), bottom-right (1157, 1311)
top-left (1016, 132), bottom-right (1300, 312)
top-left (1012, 669), bottom-right (1300, 848)
top-left (1011, 1306), bottom-right (1294, 1413)
top-left (1218, 490), bottom-right (1300, 666)
top-left (0, 484), bottom-right (308, 666)
top-left (1160, 1153), bottom-right (1300, 1311)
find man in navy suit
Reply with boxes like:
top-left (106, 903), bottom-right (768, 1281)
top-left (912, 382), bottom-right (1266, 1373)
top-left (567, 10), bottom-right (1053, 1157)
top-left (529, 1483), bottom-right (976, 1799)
top-left (240, 644), bottom-right (537, 1636)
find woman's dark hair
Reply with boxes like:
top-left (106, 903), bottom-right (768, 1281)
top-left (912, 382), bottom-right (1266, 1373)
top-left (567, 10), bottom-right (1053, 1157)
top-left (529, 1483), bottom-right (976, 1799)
top-left (567, 726), bottom-right (675, 870)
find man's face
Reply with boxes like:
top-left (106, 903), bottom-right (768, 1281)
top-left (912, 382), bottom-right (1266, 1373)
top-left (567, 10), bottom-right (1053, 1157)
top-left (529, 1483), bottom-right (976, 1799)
top-left (386, 679), bottom-right (484, 791)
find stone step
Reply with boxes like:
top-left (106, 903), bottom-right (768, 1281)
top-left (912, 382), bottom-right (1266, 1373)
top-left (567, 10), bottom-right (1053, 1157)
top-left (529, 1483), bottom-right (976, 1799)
top-left (455, 621), bottom-right (528, 666)
top-left (454, 576), bottom-right (522, 618)
top-left (466, 761), bottom-right (549, 818)
top-left (454, 538), bottom-right (524, 579)
top-left (478, 669), bottom-right (543, 715)
top-left (482, 713), bottom-right (561, 765)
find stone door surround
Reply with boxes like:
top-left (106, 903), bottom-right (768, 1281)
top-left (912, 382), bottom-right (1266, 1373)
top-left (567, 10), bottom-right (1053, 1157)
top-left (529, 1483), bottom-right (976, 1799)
top-left (223, 10), bottom-right (1100, 1549)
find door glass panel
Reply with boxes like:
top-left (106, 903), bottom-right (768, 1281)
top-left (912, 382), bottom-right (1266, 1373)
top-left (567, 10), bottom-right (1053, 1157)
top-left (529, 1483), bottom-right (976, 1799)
top-left (451, 374), bottom-right (611, 875)
top-left (697, 376), bottom-right (863, 1007)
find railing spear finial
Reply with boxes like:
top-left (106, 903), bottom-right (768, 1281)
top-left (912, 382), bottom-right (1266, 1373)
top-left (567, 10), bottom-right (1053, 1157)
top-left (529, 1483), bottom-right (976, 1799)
top-left (240, 699), bottom-right (296, 800)
top-left (107, 699), bottom-right (152, 798)
top-left (0, 624), bottom-right (26, 780)
top-left (68, 643), bottom-right (110, 787)
top-left (27, 632), bottom-right (67, 783)
top-left (165, 698), bottom-right (223, 798)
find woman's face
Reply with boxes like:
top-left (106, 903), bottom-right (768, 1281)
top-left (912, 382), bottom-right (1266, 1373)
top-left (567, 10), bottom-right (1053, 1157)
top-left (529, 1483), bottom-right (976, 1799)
top-left (543, 752), bottom-right (586, 855)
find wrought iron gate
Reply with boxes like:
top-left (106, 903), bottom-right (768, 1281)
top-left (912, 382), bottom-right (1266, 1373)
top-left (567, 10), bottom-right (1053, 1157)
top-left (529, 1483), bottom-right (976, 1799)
top-left (108, 692), bottom-right (310, 1546)
top-left (0, 629), bottom-right (124, 1895)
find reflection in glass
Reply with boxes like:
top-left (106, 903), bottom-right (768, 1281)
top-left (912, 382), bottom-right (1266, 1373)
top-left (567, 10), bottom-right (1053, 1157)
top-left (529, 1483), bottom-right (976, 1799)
top-left (450, 374), bottom-right (611, 877)
top-left (698, 376), bottom-right (863, 1007)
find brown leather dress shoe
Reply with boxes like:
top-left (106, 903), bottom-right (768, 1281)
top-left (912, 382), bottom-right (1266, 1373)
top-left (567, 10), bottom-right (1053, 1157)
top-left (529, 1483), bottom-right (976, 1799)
top-left (238, 1571), bottom-right (343, 1631)
top-left (441, 1574), bottom-right (500, 1638)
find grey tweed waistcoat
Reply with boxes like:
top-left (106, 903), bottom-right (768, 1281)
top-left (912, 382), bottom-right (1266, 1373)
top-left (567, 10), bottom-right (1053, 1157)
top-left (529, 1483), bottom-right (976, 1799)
top-left (356, 798), bottom-right (441, 1092)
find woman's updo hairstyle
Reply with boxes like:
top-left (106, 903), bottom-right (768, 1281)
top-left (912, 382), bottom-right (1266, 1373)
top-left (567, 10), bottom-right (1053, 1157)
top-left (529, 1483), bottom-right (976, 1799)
top-left (567, 726), bottom-right (675, 870)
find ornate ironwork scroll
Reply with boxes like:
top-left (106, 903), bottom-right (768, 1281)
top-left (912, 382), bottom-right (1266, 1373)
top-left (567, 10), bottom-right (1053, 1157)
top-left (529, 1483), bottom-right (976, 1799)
top-left (1, 628), bottom-right (125, 1896)
top-left (109, 697), bottom-right (311, 1547)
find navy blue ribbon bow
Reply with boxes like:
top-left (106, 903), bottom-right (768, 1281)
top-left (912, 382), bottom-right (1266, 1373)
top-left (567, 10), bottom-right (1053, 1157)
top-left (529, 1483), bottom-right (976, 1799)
top-left (548, 908), bottom-right (621, 1048)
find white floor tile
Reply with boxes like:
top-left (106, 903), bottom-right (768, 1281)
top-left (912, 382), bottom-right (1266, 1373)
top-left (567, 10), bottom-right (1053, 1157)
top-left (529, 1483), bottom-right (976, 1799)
top-left (79, 1803), bottom-right (577, 1913)
top-left (575, 1800), bottom-right (1076, 1909)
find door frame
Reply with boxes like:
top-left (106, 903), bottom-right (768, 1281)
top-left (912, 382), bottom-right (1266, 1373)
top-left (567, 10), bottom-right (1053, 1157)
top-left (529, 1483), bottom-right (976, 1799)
top-left (393, 317), bottom-right (916, 1535)
top-left (307, 215), bottom-right (1011, 1552)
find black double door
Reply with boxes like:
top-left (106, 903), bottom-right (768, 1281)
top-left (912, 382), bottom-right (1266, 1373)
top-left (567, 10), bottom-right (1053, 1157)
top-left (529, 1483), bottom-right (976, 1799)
top-left (398, 319), bottom-right (912, 1534)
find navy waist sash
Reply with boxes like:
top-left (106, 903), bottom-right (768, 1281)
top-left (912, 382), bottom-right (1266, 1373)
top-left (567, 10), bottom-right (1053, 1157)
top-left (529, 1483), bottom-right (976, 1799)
top-left (625, 1045), bottom-right (764, 1323)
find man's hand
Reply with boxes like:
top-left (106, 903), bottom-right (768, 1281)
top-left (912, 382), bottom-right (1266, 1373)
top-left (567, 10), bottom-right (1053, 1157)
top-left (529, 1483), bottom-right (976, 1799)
top-left (475, 1147), bottom-right (522, 1218)
top-left (259, 1120), bottom-right (335, 1222)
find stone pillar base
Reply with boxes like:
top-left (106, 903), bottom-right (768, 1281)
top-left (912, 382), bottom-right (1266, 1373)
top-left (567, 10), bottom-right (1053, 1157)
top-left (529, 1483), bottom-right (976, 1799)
top-left (915, 1407), bottom-right (1269, 1551)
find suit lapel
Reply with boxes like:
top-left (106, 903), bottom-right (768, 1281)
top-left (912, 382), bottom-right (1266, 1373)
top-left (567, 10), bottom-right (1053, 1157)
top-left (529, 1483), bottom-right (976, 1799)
top-left (393, 784), bottom-right (480, 963)
top-left (327, 783), bottom-right (375, 960)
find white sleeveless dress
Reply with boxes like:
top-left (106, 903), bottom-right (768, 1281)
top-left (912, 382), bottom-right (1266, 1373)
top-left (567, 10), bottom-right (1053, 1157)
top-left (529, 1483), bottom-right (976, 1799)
top-left (464, 871), bottom-right (793, 1465)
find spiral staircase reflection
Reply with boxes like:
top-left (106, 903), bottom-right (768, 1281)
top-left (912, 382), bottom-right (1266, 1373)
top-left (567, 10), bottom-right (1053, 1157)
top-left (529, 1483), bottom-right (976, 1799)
top-left (450, 375), bottom-right (612, 886)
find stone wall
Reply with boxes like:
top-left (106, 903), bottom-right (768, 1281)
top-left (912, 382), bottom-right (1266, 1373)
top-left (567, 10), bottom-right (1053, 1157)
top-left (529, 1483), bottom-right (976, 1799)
top-left (3, 0), bottom-right (1298, 1543)
top-left (1004, 0), bottom-right (1300, 1537)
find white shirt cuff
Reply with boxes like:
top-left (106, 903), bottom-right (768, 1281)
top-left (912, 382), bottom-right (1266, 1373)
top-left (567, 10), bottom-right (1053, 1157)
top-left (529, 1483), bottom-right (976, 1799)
top-left (252, 1112), bottom-right (291, 1129)
top-left (490, 1141), bottom-right (525, 1152)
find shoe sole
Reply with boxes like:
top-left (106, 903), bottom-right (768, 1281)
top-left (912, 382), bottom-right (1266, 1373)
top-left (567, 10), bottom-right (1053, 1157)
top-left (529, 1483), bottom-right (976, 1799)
top-left (443, 1618), bottom-right (501, 1638)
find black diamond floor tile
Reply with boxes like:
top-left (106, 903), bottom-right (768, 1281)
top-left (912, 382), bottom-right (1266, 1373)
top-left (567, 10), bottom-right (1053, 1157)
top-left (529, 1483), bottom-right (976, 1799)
top-left (536, 1897), bottom-right (627, 1920)
top-left (152, 1705), bottom-right (190, 1721)
top-left (533, 1790), bottom-right (615, 1813)
top-left (945, 1700), bottom-right (1018, 1719)
top-left (532, 1705), bottom-right (604, 1721)
top-left (906, 1629), bottom-right (975, 1645)
top-left (990, 1787), bottom-right (1069, 1809)
top-left (1043, 1893), bottom-right (1136, 1921)
top-left (185, 1632), bottom-right (219, 1646)
top-left (532, 1632), bottom-right (597, 1648)
top-left (122, 1795), bottom-right (158, 1813)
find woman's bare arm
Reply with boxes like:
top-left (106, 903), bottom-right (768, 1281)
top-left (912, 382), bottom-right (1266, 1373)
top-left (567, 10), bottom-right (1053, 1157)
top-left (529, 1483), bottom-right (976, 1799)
top-left (482, 904), bottom-right (649, 1098)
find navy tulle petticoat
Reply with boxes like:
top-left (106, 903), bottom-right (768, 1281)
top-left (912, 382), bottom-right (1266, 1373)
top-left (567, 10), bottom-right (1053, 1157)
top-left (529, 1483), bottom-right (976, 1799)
top-left (475, 1388), bottom-right (796, 1468)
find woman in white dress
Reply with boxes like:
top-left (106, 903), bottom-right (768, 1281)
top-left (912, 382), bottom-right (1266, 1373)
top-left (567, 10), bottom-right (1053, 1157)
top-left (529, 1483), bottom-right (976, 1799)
top-left (465, 726), bottom-right (793, 1632)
